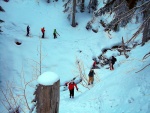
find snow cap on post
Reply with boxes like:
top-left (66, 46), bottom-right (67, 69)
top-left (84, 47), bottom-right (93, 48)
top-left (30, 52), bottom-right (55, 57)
top-left (37, 71), bottom-right (59, 86)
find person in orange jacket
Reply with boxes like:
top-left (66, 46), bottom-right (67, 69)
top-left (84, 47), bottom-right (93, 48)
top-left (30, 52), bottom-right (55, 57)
top-left (66, 80), bottom-right (78, 98)
top-left (88, 69), bottom-right (95, 85)
top-left (41, 27), bottom-right (45, 38)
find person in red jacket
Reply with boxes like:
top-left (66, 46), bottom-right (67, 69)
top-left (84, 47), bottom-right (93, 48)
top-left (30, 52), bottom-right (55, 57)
top-left (93, 61), bottom-right (97, 68)
top-left (41, 27), bottom-right (45, 38)
top-left (66, 80), bottom-right (78, 98)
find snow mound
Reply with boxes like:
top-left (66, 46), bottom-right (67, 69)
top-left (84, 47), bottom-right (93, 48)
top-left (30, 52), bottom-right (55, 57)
top-left (38, 71), bottom-right (59, 86)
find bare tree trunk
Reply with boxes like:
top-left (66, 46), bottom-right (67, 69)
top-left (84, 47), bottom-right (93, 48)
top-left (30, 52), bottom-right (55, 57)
top-left (88, 0), bottom-right (98, 13)
top-left (35, 80), bottom-right (60, 113)
top-left (72, 0), bottom-right (76, 27)
top-left (39, 40), bottom-right (42, 75)
top-left (80, 0), bottom-right (85, 12)
top-left (142, 18), bottom-right (150, 46)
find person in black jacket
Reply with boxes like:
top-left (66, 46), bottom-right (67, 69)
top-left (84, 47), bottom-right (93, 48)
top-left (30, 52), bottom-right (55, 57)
top-left (88, 69), bottom-right (95, 85)
top-left (26, 25), bottom-right (30, 36)
top-left (110, 56), bottom-right (117, 70)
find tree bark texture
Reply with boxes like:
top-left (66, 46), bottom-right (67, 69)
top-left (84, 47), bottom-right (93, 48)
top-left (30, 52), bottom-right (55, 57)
top-left (142, 17), bottom-right (150, 46)
top-left (72, 0), bottom-right (76, 27)
top-left (36, 80), bottom-right (60, 113)
top-left (80, 0), bottom-right (85, 12)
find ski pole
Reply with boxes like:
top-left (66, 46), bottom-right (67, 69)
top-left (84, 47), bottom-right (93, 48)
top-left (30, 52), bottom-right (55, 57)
top-left (77, 90), bottom-right (82, 93)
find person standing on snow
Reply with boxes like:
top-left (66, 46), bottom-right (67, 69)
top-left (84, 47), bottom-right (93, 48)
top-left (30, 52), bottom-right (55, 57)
top-left (92, 58), bottom-right (99, 69)
top-left (67, 80), bottom-right (78, 98)
top-left (88, 69), bottom-right (95, 85)
top-left (92, 60), bottom-right (97, 69)
top-left (41, 27), bottom-right (45, 38)
top-left (109, 56), bottom-right (117, 70)
top-left (26, 25), bottom-right (30, 37)
top-left (53, 29), bottom-right (60, 39)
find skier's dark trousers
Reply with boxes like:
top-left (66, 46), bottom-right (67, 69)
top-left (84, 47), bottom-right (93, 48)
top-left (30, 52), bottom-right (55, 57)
top-left (26, 25), bottom-right (30, 36)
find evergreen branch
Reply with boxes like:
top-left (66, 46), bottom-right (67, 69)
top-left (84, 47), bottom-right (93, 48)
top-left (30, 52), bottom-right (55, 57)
top-left (126, 16), bottom-right (150, 44)
top-left (112, 0), bottom-right (126, 12)
top-left (113, 9), bottom-right (135, 25)
top-left (115, 0), bottom-right (150, 18)
top-left (63, 0), bottom-right (71, 8)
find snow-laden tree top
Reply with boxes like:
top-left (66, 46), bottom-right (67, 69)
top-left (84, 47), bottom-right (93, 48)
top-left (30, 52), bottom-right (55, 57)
top-left (38, 71), bottom-right (59, 86)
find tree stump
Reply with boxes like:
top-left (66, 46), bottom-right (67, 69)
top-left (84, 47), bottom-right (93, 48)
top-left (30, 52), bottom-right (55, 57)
top-left (36, 80), bottom-right (60, 113)
top-left (35, 72), bottom-right (60, 113)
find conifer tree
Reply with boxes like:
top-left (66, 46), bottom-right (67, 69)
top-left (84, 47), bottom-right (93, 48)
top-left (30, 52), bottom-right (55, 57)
top-left (87, 0), bottom-right (150, 45)
top-left (72, 0), bottom-right (77, 27)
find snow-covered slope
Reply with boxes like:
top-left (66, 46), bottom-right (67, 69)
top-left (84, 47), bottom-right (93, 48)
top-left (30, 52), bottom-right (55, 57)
top-left (0, 0), bottom-right (150, 113)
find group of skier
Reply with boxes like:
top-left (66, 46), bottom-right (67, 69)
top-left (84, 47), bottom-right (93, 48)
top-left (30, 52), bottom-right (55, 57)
top-left (65, 56), bottom-right (117, 98)
top-left (26, 25), bottom-right (117, 98)
top-left (65, 69), bottom-right (95, 99)
top-left (65, 56), bottom-right (117, 99)
top-left (89, 56), bottom-right (117, 85)
top-left (26, 25), bottom-right (60, 39)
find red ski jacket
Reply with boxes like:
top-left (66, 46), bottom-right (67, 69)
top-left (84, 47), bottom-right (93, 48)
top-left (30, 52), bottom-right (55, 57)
top-left (41, 28), bottom-right (45, 33)
top-left (67, 82), bottom-right (78, 90)
top-left (93, 61), bottom-right (96, 67)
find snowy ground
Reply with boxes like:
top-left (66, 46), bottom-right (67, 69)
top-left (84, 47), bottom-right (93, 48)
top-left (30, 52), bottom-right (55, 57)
top-left (0, 0), bottom-right (150, 113)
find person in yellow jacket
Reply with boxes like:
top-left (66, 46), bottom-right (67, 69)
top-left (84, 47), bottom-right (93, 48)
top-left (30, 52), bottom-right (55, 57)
top-left (88, 69), bottom-right (95, 85)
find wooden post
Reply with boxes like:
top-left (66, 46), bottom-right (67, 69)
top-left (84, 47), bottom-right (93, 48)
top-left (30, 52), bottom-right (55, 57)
top-left (35, 80), bottom-right (60, 113)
